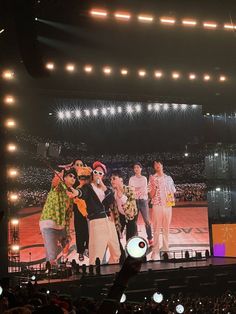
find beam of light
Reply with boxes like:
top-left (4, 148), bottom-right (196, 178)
top-left (203, 22), bottom-right (217, 28)
top-left (75, 110), bottom-right (81, 118)
top-left (2, 70), bottom-right (14, 80)
top-left (103, 67), bottom-right (112, 74)
top-left (110, 107), bottom-right (116, 115)
top-left (173, 103), bottom-right (179, 110)
top-left (92, 108), bottom-right (98, 116)
top-left (154, 104), bottom-right (160, 111)
top-left (154, 71), bottom-right (163, 78)
top-left (90, 9), bottom-right (108, 18)
top-left (45, 62), bottom-right (55, 70)
top-left (65, 111), bottom-right (71, 119)
top-left (8, 169), bottom-right (18, 178)
top-left (163, 103), bottom-right (169, 110)
top-left (224, 24), bottom-right (236, 30)
top-left (121, 68), bottom-right (128, 75)
top-left (138, 15), bottom-right (154, 22)
top-left (58, 111), bottom-right (64, 119)
top-left (114, 12), bottom-right (131, 20)
top-left (84, 65), bottom-right (93, 73)
top-left (204, 74), bottom-right (211, 81)
top-left (135, 104), bottom-right (141, 112)
top-left (181, 104), bottom-right (187, 110)
top-left (189, 73), bottom-right (196, 80)
top-left (160, 18), bottom-right (176, 24)
top-left (84, 109), bottom-right (90, 117)
top-left (101, 108), bottom-right (107, 116)
top-left (172, 72), bottom-right (180, 79)
top-left (7, 144), bottom-right (17, 152)
top-left (4, 95), bottom-right (15, 104)
top-left (182, 19), bottom-right (197, 26)
top-left (219, 75), bottom-right (226, 81)
top-left (148, 104), bottom-right (152, 111)
top-left (138, 70), bottom-right (146, 77)
top-left (117, 106), bottom-right (122, 113)
top-left (126, 105), bottom-right (133, 113)
top-left (5, 119), bottom-right (16, 128)
top-left (65, 64), bottom-right (75, 72)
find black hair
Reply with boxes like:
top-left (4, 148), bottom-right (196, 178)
top-left (111, 170), bottom-right (123, 179)
top-left (63, 168), bottom-right (78, 179)
top-left (72, 159), bottom-right (84, 166)
top-left (153, 160), bottom-right (163, 167)
top-left (133, 162), bottom-right (143, 168)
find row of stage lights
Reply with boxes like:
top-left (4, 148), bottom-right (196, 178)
top-left (57, 103), bottom-right (198, 120)
top-left (2, 68), bottom-right (228, 83)
top-left (90, 8), bottom-right (236, 32)
top-left (2, 70), bottom-right (21, 255)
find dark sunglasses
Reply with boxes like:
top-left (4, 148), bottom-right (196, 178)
top-left (93, 169), bottom-right (104, 176)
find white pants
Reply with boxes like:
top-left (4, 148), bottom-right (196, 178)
top-left (152, 205), bottom-right (172, 254)
top-left (89, 217), bottom-right (121, 265)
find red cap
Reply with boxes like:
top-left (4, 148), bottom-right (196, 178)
top-left (92, 161), bottom-right (107, 174)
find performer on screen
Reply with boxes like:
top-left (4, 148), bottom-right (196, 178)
top-left (129, 162), bottom-right (153, 245)
top-left (70, 161), bottom-right (121, 265)
top-left (39, 168), bottom-right (78, 266)
top-left (148, 160), bottom-right (176, 260)
top-left (110, 170), bottom-right (138, 263)
top-left (72, 159), bottom-right (90, 262)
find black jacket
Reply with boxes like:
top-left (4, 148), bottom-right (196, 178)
top-left (77, 184), bottom-right (114, 220)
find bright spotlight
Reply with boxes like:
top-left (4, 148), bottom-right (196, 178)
top-left (135, 104), bottom-right (141, 112)
top-left (103, 67), bottom-right (112, 75)
top-left (224, 24), bottom-right (236, 30)
top-left (84, 109), bottom-right (90, 117)
top-left (7, 144), bottom-right (17, 152)
top-left (214, 153), bottom-right (219, 157)
top-left (11, 218), bottom-right (19, 225)
top-left (11, 245), bottom-right (20, 252)
top-left (110, 107), bottom-right (116, 115)
top-left (172, 72), bottom-right (180, 79)
top-left (0, 286), bottom-right (2, 296)
top-left (2, 70), bottom-right (14, 80)
top-left (204, 74), bottom-right (211, 81)
top-left (65, 64), bottom-right (75, 72)
top-left (173, 103), bottom-right (179, 110)
top-left (5, 119), bottom-right (16, 128)
top-left (184, 152), bottom-right (189, 157)
top-left (148, 104), bottom-right (152, 111)
top-left (101, 108), bottom-right (107, 116)
top-left (176, 304), bottom-right (185, 313)
top-left (121, 68), bottom-right (128, 75)
top-left (90, 9), bottom-right (107, 18)
top-left (163, 103), bottom-right (169, 110)
top-left (127, 105), bottom-right (133, 114)
top-left (203, 22), bottom-right (217, 29)
top-left (92, 108), bottom-right (98, 116)
top-left (154, 71), bottom-right (163, 78)
top-left (58, 111), bottom-right (64, 120)
top-left (65, 111), bottom-right (71, 119)
top-left (4, 95), bottom-right (15, 104)
top-left (152, 292), bottom-right (164, 303)
top-left (45, 62), bottom-right (54, 70)
top-left (75, 110), bottom-right (81, 118)
top-left (84, 65), bottom-right (93, 73)
top-left (46, 290), bottom-right (50, 294)
top-left (9, 194), bottom-right (18, 202)
top-left (0, 28), bottom-right (5, 34)
top-left (117, 106), bottom-right (122, 113)
top-left (8, 169), bottom-right (18, 178)
top-left (192, 104), bottom-right (197, 108)
top-left (31, 275), bottom-right (36, 281)
top-left (182, 19), bottom-right (197, 26)
top-left (160, 17), bottom-right (176, 24)
top-left (181, 104), bottom-right (187, 110)
top-left (219, 75), bottom-right (226, 82)
top-left (114, 12), bottom-right (131, 20)
top-left (154, 104), bottom-right (160, 111)
top-left (138, 15), bottom-right (154, 22)
top-left (189, 73), bottom-right (196, 80)
top-left (216, 187), bottom-right (221, 191)
top-left (120, 293), bottom-right (126, 303)
top-left (138, 70), bottom-right (146, 77)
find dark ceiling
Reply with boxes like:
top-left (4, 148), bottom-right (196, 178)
top-left (2, 0), bottom-right (236, 113)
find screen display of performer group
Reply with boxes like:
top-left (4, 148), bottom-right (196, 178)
top-left (212, 224), bottom-right (236, 257)
top-left (10, 85), bottom-right (210, 267)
